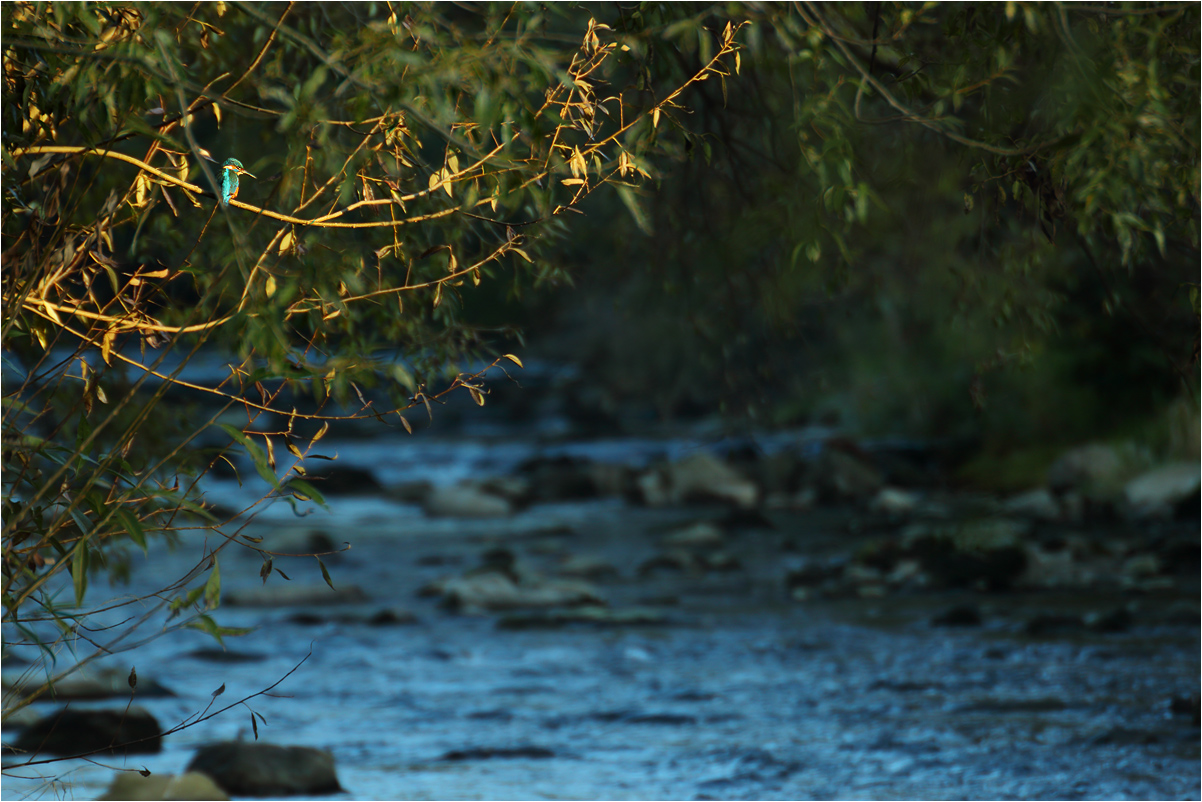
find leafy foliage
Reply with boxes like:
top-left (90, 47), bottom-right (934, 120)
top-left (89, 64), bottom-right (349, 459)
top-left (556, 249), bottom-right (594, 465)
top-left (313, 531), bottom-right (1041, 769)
top-left (1, 0), bottom-right (742, 736)
top-left (561, 2), bottom-right (1198, 441)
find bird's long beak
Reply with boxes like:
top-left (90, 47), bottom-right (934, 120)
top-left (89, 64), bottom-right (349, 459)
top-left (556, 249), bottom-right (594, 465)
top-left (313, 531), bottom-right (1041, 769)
top-left (240, 168), bottom-right (256, 179)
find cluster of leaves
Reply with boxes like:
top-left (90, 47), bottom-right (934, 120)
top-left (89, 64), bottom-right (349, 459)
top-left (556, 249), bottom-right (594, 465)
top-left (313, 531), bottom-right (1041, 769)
top-left (558, 2), bottom-right (1198, 439)
top-left (1, 0), bottom-right (743, 736)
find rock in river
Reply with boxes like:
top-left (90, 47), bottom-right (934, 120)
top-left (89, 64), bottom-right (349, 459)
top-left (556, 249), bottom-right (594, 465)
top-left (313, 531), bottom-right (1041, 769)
top-left (558, 554), bottom-right (620, 580)
top-left (662, 520), bottom-right (725, 548)
top-left (3, 665), bottom-right (174, 700)
top-left (424, 483), bottom-right (513, 517)
top-left (99, 771), bottom-right (230, 801)
top-left (1046, 442), bottom-right (1128, 496)
top-left (14, 706), bottom-right (161, 756)
top-left (661, 452), bottom-right (759, 508)
top-left (187, 741), bottom-right (341, 797)
top-left (1122, 462), bottom-right (1201, 520)
top-left (438, 572), bottom-right (604, 611)
top-left (1002, 488), bottom-right (1062, 521)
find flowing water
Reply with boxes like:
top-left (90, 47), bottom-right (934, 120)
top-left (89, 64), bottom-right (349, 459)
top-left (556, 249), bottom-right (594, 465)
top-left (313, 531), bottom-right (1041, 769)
top-left (2, 431), bottom-right (1199, 800)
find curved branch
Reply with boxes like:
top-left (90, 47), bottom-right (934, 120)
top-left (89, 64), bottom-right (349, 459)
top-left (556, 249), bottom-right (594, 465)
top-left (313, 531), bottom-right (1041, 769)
top-left (9, 144), bottom-right (508, 229)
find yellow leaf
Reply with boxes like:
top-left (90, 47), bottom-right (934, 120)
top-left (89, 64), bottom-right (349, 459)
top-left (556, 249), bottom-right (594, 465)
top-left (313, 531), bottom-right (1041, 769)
top-left (735, 51), bottom-right (741, 75)
top-left (278, 229), bottom-right (294, 254)
top-left (447, 153), bottom-right (459, 175)
top-left (323, 309), bottom-right (342, 320)
top-left (472, 268), bottom-right (481, 286)
top-left (213, 102), bottom-right (222, 127)
top-left (133, 173), bottom-right (149, 207)
top-left (313, 421), bottom-right (329, 442)
top-left (433, 282), bottom-right (442, 308)
top-left (215, 0), bottom-right (226, 15)
top-left (102, 329), bottom-right (116, 365)
top-left (469, 386), bottom-right (485, 406)
top-left (428, 170), bottom-right (442, 191)
top-left (448, 252), bottom-right (457, 274)
top-left (561, 178), bottom-right (586, 186)
top-left (265, 275), bottom-right (277, 298)
top-left (511, 248), bottom-right (532, 263)
top-left (502, 353), bottom-right (524, 368)
top-left (652, 107), bottom-right (661, 129)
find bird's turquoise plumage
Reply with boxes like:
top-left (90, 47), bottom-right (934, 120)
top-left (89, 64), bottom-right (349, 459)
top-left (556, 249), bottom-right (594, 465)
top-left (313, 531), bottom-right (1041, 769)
top-left (220, 158), bottom-right (255, 206)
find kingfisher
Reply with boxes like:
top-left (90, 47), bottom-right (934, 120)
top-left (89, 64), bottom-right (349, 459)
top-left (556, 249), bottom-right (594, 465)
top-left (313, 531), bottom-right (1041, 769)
top-left (220, 158), bottom-right (255, 206)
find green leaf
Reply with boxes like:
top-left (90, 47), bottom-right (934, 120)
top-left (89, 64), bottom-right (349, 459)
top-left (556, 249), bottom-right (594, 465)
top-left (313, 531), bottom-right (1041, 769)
top-left (219, 424), bottom-right (279, 489)
top-left (186, 615), bottom-right (254, 646)
top-left (116, 508), bottom-right (147, 554)
top-left (287, 479), bottom-right (328, 509)
top-left (203, 558), bottom-right (221, 609)
top-left (316, 555), bottom-right (336, 591)
top-left (71, 540), bottom-right (89, 607)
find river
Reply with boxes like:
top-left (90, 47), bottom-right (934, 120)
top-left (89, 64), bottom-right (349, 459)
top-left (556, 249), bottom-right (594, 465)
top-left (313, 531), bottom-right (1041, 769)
top-left (2, 428), bottom-right (1199, 800)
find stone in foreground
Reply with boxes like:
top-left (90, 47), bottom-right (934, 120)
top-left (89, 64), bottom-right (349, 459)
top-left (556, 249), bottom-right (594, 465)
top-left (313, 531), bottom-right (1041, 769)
top-left (187, 741), bottom-right (341, 797)
top-left (99, 771), bottom-right (230, 801)
top-left (14, 706), bottom-right (162, 756)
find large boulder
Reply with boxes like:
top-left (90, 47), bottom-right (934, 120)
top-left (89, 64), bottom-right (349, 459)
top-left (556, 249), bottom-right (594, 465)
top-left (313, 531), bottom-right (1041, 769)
top-left (15, 707), bottom-right (161, 756)
top-left (424, 484), bottom-right (513, 517)
top-left (1121, 462), bottom-right (1201, 520)
top-left (99, 772), bottom-right (230, 801)
top-left (187, 741), bottom-right (341, 797)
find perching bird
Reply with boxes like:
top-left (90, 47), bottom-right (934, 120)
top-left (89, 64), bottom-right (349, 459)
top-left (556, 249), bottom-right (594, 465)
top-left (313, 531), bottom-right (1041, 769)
top-left (220, 158), bottom-right (255, 206)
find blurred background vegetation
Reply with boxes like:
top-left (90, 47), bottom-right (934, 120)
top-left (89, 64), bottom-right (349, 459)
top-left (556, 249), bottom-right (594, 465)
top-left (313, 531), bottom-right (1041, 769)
top-left (520, 2), bottom-right (1199, 486)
